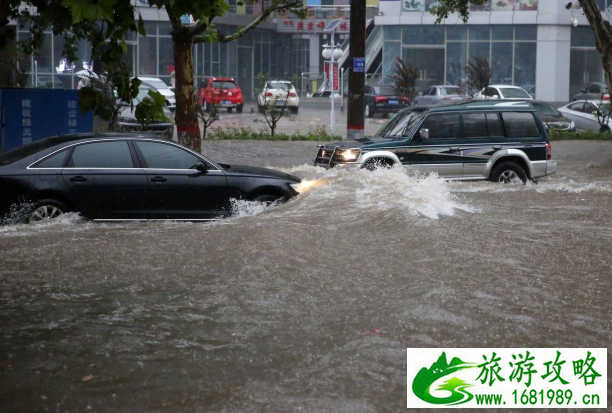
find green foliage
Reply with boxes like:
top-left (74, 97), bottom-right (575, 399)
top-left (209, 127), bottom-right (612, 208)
top-left (207, 125), bottom-right (339, 141)
top-left (390, 57), bottom-right (419, 101)
top-left (465, 56), bottom-right (491, 96)
top-left (548, 130), bottom-right (612, 141)
top-left (134, 90), bottom-right (172, 125)
top-left (428, 0), bottom-right (489, 23)
top-left (61, 0), bottom-right (117, 24)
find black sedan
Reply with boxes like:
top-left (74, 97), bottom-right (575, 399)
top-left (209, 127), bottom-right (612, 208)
top-left (364, 85), bottom-right (409, 118)
top-left (0, 133), bottom-right (302, 223)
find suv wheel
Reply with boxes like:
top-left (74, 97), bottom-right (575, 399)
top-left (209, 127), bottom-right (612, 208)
top-left (490, 161), bottom-right (527, 184)
top-left (29, 199), bottom-right (67, 223)
top-left (227, 108), bottom-right (233, 113)
top-left (237, 105), bottom-right (243, 114)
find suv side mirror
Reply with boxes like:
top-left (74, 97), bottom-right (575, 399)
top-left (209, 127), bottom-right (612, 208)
top-left (195, 162), bottom-right (209, 173)
top-left (419, 128), bottom-right (430, 140)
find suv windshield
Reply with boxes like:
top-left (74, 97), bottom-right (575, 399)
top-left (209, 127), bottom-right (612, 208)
top-left (501, 88), bottom-right (531, 98)
top-left (212, 81), bottom-right (238, 89)
top-left (376, 110), bottom-right (425, 139)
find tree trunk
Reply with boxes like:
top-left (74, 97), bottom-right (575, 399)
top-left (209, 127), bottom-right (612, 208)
top-left (579, 0), bottom-right (612, 102)
top-left (172, 36), bottom-right (201, 152)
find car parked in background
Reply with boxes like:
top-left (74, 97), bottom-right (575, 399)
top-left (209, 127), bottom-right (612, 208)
top-left (117, 87), bottom-right (174, 139)
top-left (529, 100), bottom-right (575, 132)
top-left (197, 77), bottom-right (244, 113)
top-left (558, 100), bottom-right (612, 132)
top-left (314, 100), bottom-right (557, 184)
top-left (137, 77), bottom-right (176, 111)
top-left (364, 85), bottom-right (409, 118)
top-left (0, 134), bottom-right (302, 223)
top-left (481, 85), bottom-right (533, 100)
top-left (257, 81), bottom-right (299, 114)
top-left (572, 82), bottom-right (609, 102)
top-left (412, 85), bottom-right (471, 106)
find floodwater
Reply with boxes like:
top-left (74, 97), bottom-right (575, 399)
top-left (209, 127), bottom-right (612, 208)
top-left (1, 141), bottom-right (611, 412)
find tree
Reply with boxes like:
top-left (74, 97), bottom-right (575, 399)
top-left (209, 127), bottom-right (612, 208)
top-left (429, 0), bottom-right (612, 104)
top-left (258, 78), bottom-right (292, 136)
top-left (197, 103), bottom-right (219, 140)
top-left (2, 0), bottom-right (164, 128)
top-left (148, 0), bottom-right (305, 152)
top-left (2, 0), bottom-right (305, 152)
top-left (464, 56), bottom-right (491, 97)
top-left (390, 56), bottom-right (418, 103)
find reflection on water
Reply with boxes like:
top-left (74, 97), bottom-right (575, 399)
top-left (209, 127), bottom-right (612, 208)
top-left (1, 141), bottom-right (611, 412)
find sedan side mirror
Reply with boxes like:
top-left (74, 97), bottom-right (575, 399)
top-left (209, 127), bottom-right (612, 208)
top-left (419, 128), bottom-right (430, 140)
top-left (581, 88), bottom-right (586, 93)
top-left (195, 162), bottom-right (209, 173)
top-left (418, 92), bottom-right (423, 96)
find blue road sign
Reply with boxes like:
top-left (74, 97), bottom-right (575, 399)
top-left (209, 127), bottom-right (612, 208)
top-left (354, 57), bottom-right (365, 73)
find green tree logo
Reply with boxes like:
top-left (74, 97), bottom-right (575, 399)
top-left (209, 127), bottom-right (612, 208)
top-left (412, 352), bottom-right (476, 406)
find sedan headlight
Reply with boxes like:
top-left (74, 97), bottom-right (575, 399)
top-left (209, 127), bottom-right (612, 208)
top-left (289, 183), bottom-right (302, 194)
top-left (337, 149), bottom-right (361, 162)
top-left (569, 121), bottom-right (575, 130)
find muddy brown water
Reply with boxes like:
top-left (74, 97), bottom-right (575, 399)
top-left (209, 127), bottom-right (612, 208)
top-left (1, 141), bottom-right (611, 412)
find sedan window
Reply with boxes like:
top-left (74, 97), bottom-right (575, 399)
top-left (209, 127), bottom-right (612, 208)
top-left (137, 141), bottom-right (203, 170)
top-left (32, 150), bottom-right (68, 168)
top-left (69, 141), bottom-right (134, 168)
top-left (500, 88), bottom-right (531, 98)
top-left (567, 102), bottom-right (585, 112)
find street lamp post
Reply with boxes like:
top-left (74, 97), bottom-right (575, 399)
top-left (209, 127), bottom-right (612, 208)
top-left (323, 20), bottom-right (343, 135)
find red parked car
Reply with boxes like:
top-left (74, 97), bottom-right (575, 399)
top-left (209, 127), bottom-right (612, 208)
top-left (197, 77), bottom-right (244, 113)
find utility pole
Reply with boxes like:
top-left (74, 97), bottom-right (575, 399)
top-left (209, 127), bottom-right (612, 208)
top-left (347, 0), bottom-right (366, 141)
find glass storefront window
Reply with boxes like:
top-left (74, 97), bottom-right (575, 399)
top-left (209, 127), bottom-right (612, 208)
top-left (469, 26), bottom-right (490, 41)
top-left (469, 42), bottom-right (490, 62)
top-left (158, 37), bottom-right (174, 77)
top-left (491, 42), bottom-right (513, 84)
top-left (447, 26), bottom-right (467, 41)
top-left (384, 26), bottom-right (401, 41)
top-left (515, 25), bottom-right (537, 41)
top-left (139, 36), bottom-right (157, 75)
top-left (492, 26), bottom-right (513, 41)
top-left (446, 42), bottom-right (467, 86)
top-left (514, 42), bottom-right (536, 92)
top-left (383, 41), bottom-right (401, 84)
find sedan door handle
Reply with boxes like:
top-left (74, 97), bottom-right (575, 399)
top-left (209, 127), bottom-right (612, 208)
top-left (70, 176), bottom-right (87, 183)
top-left (492, 145), bottom-right (502, 150)
top-left (151, 176), bottom-right (167, 183)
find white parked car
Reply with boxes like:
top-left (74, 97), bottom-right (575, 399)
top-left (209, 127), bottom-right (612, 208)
top-left (117, 87), bottom-right (174, 139)
top-left (135, 77), bottom-right (176, 112)
top-left (257, 81), bottom-right (299, 114)
top-left (557, 100), bottom-right (612, 132)
top-left (480, 85), bottom-right (533, 100)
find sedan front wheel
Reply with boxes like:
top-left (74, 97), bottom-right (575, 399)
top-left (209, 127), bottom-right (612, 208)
top-left (29, 199), bottom-right (67, 223)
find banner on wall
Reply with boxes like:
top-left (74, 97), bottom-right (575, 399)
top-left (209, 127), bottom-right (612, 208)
top-left (0, 89), bottom-right (93, 153)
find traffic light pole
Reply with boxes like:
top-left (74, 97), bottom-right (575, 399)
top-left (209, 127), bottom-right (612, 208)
top-left (346, 0), bottom-right (366, 141)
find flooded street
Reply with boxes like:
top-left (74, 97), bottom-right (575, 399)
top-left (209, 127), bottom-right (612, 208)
top-left (1, 141), bottom-right (611, 412)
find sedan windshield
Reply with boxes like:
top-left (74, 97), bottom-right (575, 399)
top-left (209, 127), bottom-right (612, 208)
top-left (269, 82), bottom-right (292, 90)
top-left (598, 103), bottom-right (611, 115)
top-left (373, 86), bottom-right (396, 96)
top-left (143, 79), bottom-right (170, 90)
top-left (531, 101), bottom-right (561, 117)
top-left (376, 111), bottom-right (425, 139)
top-left (212, 81), bottom-right (238, 89)
top-left (440, 87), bottom-right (465, 96)
top-left (501, 88), bottom-right (531, 98)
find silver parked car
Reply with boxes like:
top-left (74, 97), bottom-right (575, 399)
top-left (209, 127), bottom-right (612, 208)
top-left (557, 100), bottom-right (611, 132)
top-left (572, 82), bottom-right (609, 102)
top-left (413, 85), bottom-right (470, 106)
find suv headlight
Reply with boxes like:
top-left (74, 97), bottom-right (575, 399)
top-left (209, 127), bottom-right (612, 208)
top-left (337, 149), bottom-right (361, 162)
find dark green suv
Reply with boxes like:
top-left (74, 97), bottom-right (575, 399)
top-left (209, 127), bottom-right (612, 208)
top-left (314, 101), bottom-right (557, 183)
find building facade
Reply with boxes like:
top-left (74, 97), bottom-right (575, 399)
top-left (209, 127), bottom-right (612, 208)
top-left (376, 0), bottom-right (612, 103)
